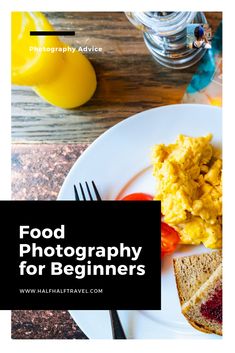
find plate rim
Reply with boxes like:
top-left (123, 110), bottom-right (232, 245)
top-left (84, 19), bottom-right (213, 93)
top-left (58, 103), bottom-right (221, 199)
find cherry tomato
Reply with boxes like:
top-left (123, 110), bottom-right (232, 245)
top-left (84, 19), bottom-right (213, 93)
top-left (161, 222), bottom-right (180, 257)
top-left (120, 192), bottom-right (180, 257)
top-left (121, 193), bottom-right (153, 201)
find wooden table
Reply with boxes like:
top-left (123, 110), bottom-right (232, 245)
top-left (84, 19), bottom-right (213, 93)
top-left (12, 12), bottom-right (222, 144)
top-left (11, 11), bottom-right (222, 339)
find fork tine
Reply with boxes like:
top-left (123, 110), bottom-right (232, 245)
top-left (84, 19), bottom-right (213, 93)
top-left (74, 181), bottom-right (101, 201)
top-left (74, 185), bottom-right (80, 201)
top-left (85, 181), bottom-right (93, 200)
top-left (79, 182), bottom-right (86, 200)
top-left (92, 180), bottom-right (102, 200)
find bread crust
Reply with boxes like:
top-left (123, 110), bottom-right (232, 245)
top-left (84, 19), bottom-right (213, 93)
top-left (173, 259), bottom-right (185, 306)
top-left (185, 316), bottom-right (222, 335)
top-left (186, 319), bottom-right (212, 334)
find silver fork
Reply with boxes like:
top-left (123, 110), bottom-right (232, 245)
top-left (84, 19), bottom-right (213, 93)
top-left (73, 181), bottom-right (126, 339)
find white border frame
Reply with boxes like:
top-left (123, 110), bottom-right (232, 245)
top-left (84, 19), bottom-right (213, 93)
top-left (1, 1), bottom-right (234, 352)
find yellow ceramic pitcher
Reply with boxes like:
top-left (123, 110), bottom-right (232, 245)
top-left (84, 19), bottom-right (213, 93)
top-left (12, 12), bottom-right (97, 109)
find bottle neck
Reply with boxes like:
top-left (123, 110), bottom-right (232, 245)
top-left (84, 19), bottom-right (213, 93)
top-left (126, 12), bottom-right (197, 37)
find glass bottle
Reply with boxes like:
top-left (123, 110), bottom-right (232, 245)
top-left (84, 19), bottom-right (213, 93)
top-left (126, 12), bottom-right (208, 69)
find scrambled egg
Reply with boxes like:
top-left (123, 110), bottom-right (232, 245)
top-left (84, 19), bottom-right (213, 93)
top-left (152, 134), bottom-right (222, 248)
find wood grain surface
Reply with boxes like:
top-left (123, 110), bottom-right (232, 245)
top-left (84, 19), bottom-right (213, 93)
top-left (11, 12), bottom-right (222, 144)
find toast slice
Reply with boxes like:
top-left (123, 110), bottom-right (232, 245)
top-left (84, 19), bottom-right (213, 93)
top-left (182, 264), bottom-right (222, 335)
top-left (173, 250), bottom-right (222, 334)
top-left (173, 250), bottom-right (222, 305)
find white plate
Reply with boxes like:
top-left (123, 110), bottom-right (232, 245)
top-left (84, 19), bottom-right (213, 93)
top-left (58, 104), bottom-right (222, 339)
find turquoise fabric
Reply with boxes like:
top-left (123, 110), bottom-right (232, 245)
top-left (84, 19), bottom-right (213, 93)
top-left (187, 22), bottom-right (222, 94)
